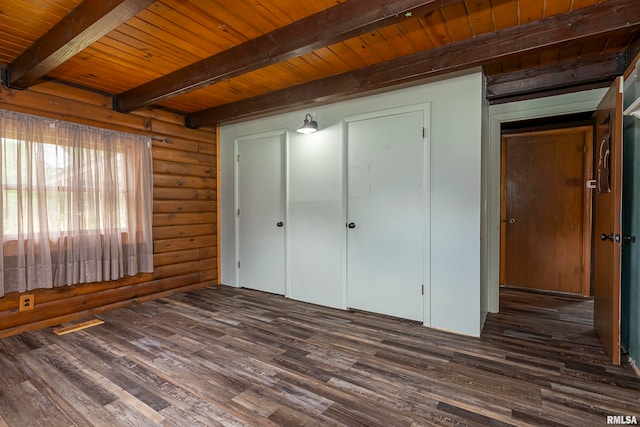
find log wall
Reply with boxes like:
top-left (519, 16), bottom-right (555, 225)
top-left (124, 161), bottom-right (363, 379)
top-left (0, 82), bottom-right (218, 338)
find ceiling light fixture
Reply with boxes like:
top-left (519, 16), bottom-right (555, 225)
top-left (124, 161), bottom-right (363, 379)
top-left (296, 113), bottom-right (318, 134)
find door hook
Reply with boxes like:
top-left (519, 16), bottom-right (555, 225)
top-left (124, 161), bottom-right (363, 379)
top-left (600, 233), bottom-right (615, 242)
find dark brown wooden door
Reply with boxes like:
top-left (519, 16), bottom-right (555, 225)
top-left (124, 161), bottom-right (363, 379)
top-left (501, 127), bottom-right (592, 295)
top-left (593, 77), bottom-right (623, 365)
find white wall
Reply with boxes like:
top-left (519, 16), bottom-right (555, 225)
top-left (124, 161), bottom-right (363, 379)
top-left (221, 70), bottom-right (485, 336)
top-left (428, 75), bottom-right (483, 336)
top-left (287, 123), bottom-right (345, 308)
top-left (622, 71), bottom-right (640, 365)
top-left (481, 74), bottom-right (490, 328)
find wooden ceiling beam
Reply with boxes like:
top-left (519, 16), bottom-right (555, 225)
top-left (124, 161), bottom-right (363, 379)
top-left (114, 0), bottom-right (463, 113)
top-left (489, 81), bottom-right (614, 105)
top-left (486, 52), bottom-right (625, 101)
top-left (187, 0), bottom-right (639, 127)
top-left (624, 33), bottom-right (640, 73)
top-left (4, 0), bottom-right (154, 89)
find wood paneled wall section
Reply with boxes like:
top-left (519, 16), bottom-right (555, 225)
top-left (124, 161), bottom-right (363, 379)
top-left (0, 82), bottom-right (218, 338)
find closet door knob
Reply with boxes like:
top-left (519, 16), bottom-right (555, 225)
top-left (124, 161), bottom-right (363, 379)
top-left (347, 222), bottom-right (356, 229)
top-left (276, 221), bottom-right (284, 227)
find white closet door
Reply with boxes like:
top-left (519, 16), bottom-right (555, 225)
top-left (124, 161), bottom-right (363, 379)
top-left (347, 110), bottom-right (425, 321)
top-left (236, 132), bottom-right (286, 295)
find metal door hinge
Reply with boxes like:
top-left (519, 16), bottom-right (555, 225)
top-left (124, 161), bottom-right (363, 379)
top-left (238, 261), bottom-right (240, 268)
top-left (237, 154), bottom-right (240, 162)
top-left (421, 285), bottom-right (424, 295)
top-left (237, 208), bottom-right (240, 216)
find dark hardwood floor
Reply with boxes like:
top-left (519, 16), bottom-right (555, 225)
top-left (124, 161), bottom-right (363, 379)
top-left (1, 286), bottom-right (639, 426)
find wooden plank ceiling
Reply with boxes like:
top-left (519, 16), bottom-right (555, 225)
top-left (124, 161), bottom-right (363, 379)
top-left (0, 0), bottom-right (638, 127)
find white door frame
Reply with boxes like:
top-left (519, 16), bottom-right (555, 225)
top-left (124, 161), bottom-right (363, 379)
top-left (234, 129), bottom-right (289, 296)
top-left (343, 103), bottom-right (431, 324)
top-left (486, 90), bottom-right (606, 313)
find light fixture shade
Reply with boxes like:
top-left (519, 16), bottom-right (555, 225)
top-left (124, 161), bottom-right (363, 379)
top-left (297, 113), bottom-right (318, 134)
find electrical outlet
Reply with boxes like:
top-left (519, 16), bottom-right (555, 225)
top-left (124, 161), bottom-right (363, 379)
top-left (19, 294), bottom-right (34, 312)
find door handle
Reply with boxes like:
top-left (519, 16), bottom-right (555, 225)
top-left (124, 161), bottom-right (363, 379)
top-left (347, 222), bottom-right (356, 229)
top-left (600, 233), bottom-right (619, 242)
top-left (276, 221), bottom-right (284, 227)
top-left (623, 235), bottom-right (637, 243)
top-left (508, 218), bottom-right (517, 224)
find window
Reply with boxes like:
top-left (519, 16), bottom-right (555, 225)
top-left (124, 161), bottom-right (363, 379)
top-left (0, 110), bottom-right (153, 297)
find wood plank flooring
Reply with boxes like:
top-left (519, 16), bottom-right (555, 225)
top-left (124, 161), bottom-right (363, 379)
top-left (1, 286), bottom-right (639, 426)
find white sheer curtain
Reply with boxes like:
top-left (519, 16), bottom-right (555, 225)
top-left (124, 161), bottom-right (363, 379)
top-left (0, 109), bottom-right (153, 297)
